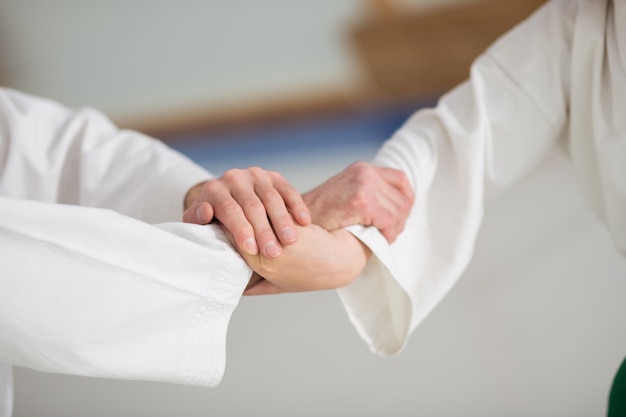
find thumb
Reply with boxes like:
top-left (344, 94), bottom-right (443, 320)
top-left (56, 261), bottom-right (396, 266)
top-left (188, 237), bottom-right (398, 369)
top-left (183, 201), bottom-right (214, 224)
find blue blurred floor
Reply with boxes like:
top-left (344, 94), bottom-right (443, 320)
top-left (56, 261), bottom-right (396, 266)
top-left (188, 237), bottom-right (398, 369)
top-left (165, 102), bottom-right (426, 190)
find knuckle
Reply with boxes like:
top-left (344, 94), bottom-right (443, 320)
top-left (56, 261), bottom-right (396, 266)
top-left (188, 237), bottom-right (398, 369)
top-left (350, 161), bottom-right (368, 172)
top-left (268, 169), bottom-right (284, 181)
top-left (222, 168), bottom-right (246, 183)
top-left (256, 228), bottom-right (276, 242)
top-left (356, 167), bottom-right (378, 185)
top-left (271, 213), bottom-right (293, 229)
top-left (242, 199), bottom-right (265, 214)
top-left (247, 166), bottom-right (265, 178)
top-left (221, 168), bottom-right (237, 179)
top-left (356, 161), bottom-right (375, 176)
top-left (234, 223), bottom-right (254, 237)
top-left (350, 188), bottom-right (372, 208)
top-left (203, 179), bottom-right (223, 194)
top-left (217, 200), bottom-right (244, 216)
top-left (280, 186), bottom-right (302, 203)
top-left (262, 190), bottom-right (284, 205)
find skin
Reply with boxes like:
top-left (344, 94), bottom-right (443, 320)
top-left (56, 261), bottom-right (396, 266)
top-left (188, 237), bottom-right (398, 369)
top-left (302, 162), bottom-right (414, 243)
top-left (183, 167), bottom-right (311, 258)
top-left (224, 224), bottom-right (372, 295)
top-left (184, 161), bottom-right (414, 294)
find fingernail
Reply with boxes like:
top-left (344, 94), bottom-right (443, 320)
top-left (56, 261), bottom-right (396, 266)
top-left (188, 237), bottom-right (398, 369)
top-left (281, 227), bottom-right (296, 243)
top-left (196, 206), bottom-right (206, 223)
top-left (244, 237), bottom-right (258, 255)
top-left (264, 241), bottom-right (281, 258)
top-left (299, 211), bottom-right (311, 222)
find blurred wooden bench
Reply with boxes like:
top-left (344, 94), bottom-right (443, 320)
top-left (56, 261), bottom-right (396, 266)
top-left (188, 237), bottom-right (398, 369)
top-left (137, 0), bottom-right (547, 139)
top-left (350, 0), bottom-right (547, 99)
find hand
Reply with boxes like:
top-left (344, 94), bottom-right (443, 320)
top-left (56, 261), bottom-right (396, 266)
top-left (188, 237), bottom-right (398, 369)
top-left (302, 162), bottom-right (414, 242)
top-left (183, 167), bottom-right (311, 258)
top-left (224, 224), bottom-right (371, 295)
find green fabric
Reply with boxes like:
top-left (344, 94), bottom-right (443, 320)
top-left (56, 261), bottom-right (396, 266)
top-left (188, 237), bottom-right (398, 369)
top-left (608, 356), bottom-right (626, 417)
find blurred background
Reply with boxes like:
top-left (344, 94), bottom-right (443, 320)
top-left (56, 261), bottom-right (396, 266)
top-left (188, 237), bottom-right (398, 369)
top-left (2, 0), bottom-right (626, 416)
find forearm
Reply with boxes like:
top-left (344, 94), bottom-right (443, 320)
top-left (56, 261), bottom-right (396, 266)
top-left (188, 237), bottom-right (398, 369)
top-left (232, 224), bottom-right (371, 295)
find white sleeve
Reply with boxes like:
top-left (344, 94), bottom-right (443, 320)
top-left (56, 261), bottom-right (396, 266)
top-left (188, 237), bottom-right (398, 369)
top-left (0, 195), bottom-right (251, 387)
top-left (338, 0), bottom-right (575, 356)
top-left (0, 87), bottom-right (211, 223)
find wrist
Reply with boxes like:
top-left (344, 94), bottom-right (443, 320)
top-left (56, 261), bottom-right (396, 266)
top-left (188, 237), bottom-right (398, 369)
top-left (332, 229), bottom-right (371, 286)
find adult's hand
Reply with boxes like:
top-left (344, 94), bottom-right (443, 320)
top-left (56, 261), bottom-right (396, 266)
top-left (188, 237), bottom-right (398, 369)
top-left (302, 162), bottom-right (414, 243)
top-left (183, 167), bottom-right (311, 258)
top-left (224, 224), bottom-right (371, 295)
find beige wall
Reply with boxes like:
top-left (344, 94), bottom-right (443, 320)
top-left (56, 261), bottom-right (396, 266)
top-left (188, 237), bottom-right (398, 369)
top-left (0, 1), bottom-right (363, 124)
top-left (0, 0), bottom-right (540, 131)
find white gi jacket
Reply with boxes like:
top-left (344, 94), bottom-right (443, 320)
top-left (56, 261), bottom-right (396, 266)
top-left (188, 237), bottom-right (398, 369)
top-left (342, 0), bottom-right (626, 356)
top-left (0, 88), bottom-right (252, 416)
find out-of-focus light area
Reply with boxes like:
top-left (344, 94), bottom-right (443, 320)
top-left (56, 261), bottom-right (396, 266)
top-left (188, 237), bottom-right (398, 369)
top-left (0, 0), bottom-right (543, 137)
top-left (1, 0), bottom-right (365, 123)
top-left (0, 0), bottom-right (545, 182)
top-left (3, 1), bottom-right (626, 417)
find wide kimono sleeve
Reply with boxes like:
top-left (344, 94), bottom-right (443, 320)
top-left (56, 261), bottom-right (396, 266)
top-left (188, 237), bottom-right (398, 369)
top-left (339, 0), bottom-right (575, 356)
top-left (0, 87), bottom-right (211, 223)
top-left (0, 200), bottom-right (251, 386)
top-left (0, 88), bottom-right (251, 386)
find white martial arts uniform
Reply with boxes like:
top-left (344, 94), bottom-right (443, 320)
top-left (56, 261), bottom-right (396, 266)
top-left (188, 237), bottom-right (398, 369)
top-left (343, 0), bottom-right (626, 356)
top-left (0, 88), bottom-right (252, 417)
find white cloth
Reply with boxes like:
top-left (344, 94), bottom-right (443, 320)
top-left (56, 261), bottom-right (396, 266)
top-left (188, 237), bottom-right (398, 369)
top-left (342, 0), bottom-right (626, 356)
top-left (0, 88), bottom-right (252, 417)
top-left (0, 365), bottom-right (11, 417)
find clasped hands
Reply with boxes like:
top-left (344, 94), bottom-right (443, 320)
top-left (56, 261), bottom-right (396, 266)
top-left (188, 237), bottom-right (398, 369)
top-left (183, 162), bottom-right (414, 295)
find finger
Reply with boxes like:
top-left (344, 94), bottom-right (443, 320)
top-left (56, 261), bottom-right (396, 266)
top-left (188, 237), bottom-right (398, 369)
top-left (184, 201), bottom-right (215, 224)
top-left (183, 202), bottom-right (202, 223)
top-left (230, 186), bottom-right (283, 258)
top-left (206, 173), bottom-right (262, 255)
top-left (379, 222), bottom-right (399, 244)
top-left (214, 197), bottom-right (259, 255)
top-left (255, 182), bottom-right (299, 246)
top-left (381, 187), bottom-right (412, 243)
top-left (373, 167), bottom-right (414, 242)
top-left (371, 194), bottom-right (410, 243)
top-left (376, 166), bottom-right (415, 203)
top-left (218, 169), bottom-right (283, 258)
top-left (274, 179), bottom-right (311, 226)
